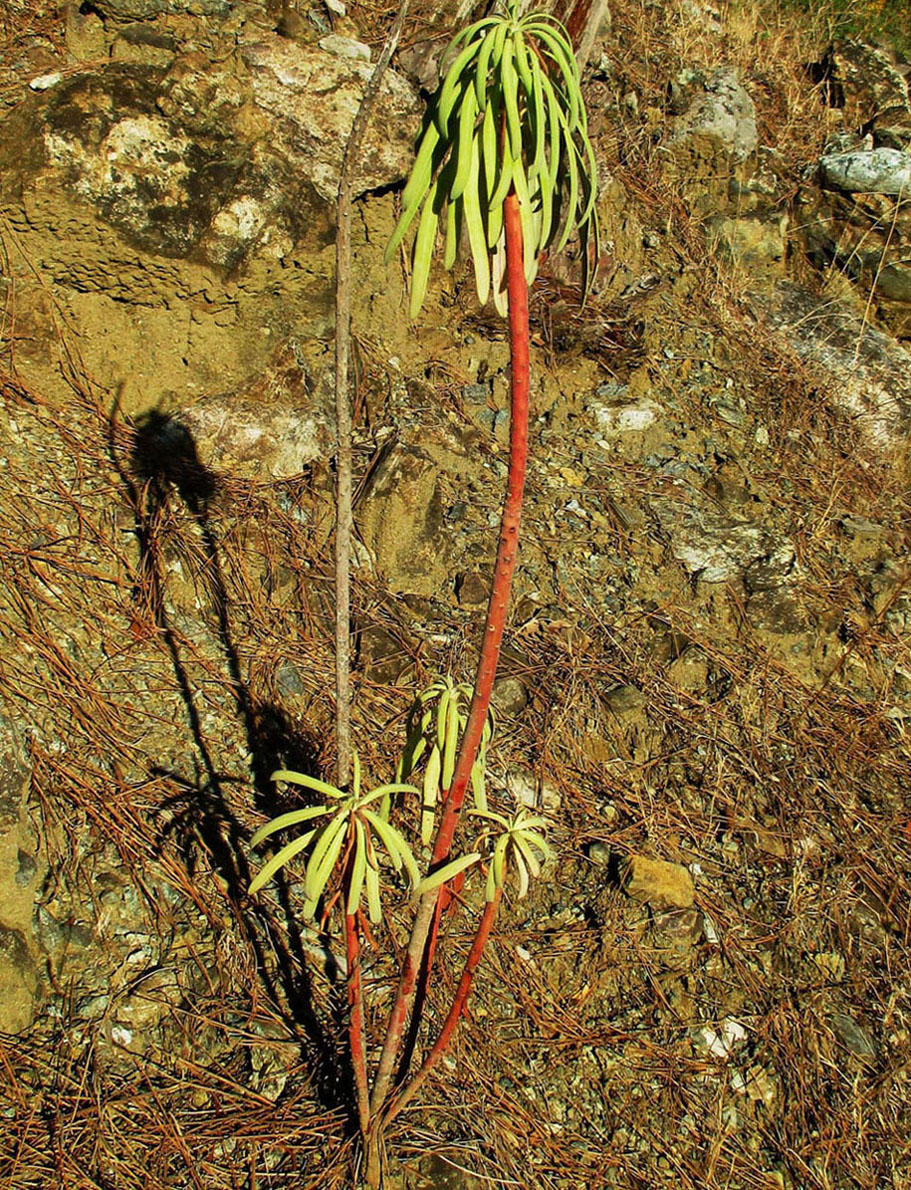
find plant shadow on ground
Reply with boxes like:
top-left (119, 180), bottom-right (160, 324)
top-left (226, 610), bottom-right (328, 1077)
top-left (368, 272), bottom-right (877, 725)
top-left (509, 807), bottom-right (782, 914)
top-left (115, 407), bottom-right (359, 1126)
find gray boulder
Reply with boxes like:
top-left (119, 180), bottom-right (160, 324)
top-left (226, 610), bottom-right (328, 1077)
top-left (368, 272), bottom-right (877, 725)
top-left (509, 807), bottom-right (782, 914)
top-left (668, 67), bottom-right (758, 167)
top-left (819, 147), bottom-right (911, 195)
top-left (752, 282), bottom-right (911, 448)
top-left (243, 34), bottom-right (421, 201)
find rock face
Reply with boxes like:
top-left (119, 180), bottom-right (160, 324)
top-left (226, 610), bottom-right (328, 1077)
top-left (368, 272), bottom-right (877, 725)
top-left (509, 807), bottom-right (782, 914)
top-left (89, 0), bottom-right (229, 18)
top-left (753, 282), bottom-right (911, 448)
top-left (175, 342), bottom-right (335, 479)
top-left (819, 147), bottom-right (911, 196)
top-left (357, 430), bottom-right (476, 596)
top-left (669, 67), bottom-right (758, 167)
top-left (664, 67), bottom-right (758, 218)
top-left (242, 35), bottom-right (420, 201)
top-left (661, 68), bottom-right (791, 275)
top-left (650, 492), bottom-right (795, 585)
top-left (798, 41), bottom-right (911, 338)
top-left (0, 32), bottom-right (419, 417)
top-left (812, 41), bottom-right (911, 150)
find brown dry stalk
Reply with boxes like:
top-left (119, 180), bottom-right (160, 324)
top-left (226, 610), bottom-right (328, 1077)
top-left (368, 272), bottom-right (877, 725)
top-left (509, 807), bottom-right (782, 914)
top-left (334, 0), bottom-right (412, 790)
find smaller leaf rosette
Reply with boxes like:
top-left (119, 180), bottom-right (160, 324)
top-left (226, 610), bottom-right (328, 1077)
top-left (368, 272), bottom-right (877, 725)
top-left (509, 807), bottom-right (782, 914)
top-left (248, 753), bottom-right (419, 923)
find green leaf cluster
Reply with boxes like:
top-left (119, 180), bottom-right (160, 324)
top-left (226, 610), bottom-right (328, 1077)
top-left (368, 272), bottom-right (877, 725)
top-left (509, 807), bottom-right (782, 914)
top-left (471, 805), bottom-right (550, 900)
top-left (248, 754), bottom-right (418, 923)
top-left (385, 0), bottom-right (598, 317)
top-left (396, 675), bottom-right (494, 844)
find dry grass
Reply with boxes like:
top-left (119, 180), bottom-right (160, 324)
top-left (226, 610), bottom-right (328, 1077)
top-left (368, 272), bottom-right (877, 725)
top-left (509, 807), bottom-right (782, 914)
top-left (4, 292), bottom-right (909, 1187)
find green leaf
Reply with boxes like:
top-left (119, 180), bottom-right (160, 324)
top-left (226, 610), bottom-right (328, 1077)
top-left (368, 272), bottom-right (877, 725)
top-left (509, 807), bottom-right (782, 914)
top-left (450, 84), bottom-right (478, 203)
top-left (365, 859), bottom-right (382, 924)
top-left (437, 39), bottom-right (484, 133)
top-left (442, 686), bottom-right (460, 788)
top-left (397, 723), bottom-right (427, 783)
top-left (578, 126), bottom-right (599, 225)
top-left (385, 121), bottom-right (442, 264)
top-left (555, 125), bottom-right (580, 254)
top-left (409, 182), bottom-right (440, 319)
top-left (435, 685), bottom-right (451, 752)
top-left (524, 22), bottom-right (580, 130)
top-left (528, 50), bottom-right (547, 182)
top-left (271, 769), bottom-right (344, 800)
top-left (248, 830), bottom-right (317, 896)
top-left (443, 193), bottom-right (462, 271)
top-left (540, 70), bottom-right (563, 188)
top-left (471, 807), bottom-right (511, 830)
top-left (346, 817), bottom-right (368, 916)
top-left (513, 831), bottom-right (542, 880)
top-left (501, 44), bottom-right (522, 161)
top-left (474, 25), bottom-right (499, 109)
top-left (512, 29), bottom-right (534, 97)
top-left (513, 845), bottom-right (530, 898)
top-left (249, 805), bottom-right (328, 850)
top-left (491, 234), bottom-right (508, 316)
top-left (470, 756), bottom-right (488, 813)
top-left (492, 832), bottom-right (510, 888)
top-left (481, 89), bottom-right (499, 198)
top-left (362, 809), bottom-right (420, 890)
top-left (303, 813), bottom-right (348, 904)
top-left (415, 852), bottom-right (481, 896)
top-left (485, 857), bottom-right (497, 902)
top-left (487, 196), bottom-right (504, 251)
top-left (421, 744), bottom-right (442, 846)
top-left (359, 781), bottom-right (419, 807)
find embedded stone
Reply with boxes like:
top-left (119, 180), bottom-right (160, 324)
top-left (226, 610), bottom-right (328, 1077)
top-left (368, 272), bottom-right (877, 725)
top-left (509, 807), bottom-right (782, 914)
top-left (819, 148), bottom-right (911, 196)
top-left (622, 854), bottom-right (695, 910)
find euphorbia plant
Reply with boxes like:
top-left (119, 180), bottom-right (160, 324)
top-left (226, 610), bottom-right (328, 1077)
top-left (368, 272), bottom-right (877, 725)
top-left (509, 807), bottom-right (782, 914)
top-left (371, 0), bottom-right (597, 1119)
top-left (247, 754), bottom-right (420, 1132)
top-left (248, 1), bottom-right (597, 1182)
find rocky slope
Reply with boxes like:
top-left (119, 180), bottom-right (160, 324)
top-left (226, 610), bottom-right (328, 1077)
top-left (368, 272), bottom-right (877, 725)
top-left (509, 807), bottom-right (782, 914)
top-left (0, 1), bottom-right (910, 1187)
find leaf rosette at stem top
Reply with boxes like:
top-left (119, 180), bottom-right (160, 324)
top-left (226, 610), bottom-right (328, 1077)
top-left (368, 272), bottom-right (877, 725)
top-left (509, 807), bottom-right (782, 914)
top-left (471, 804), bottom-right (551, 900)
top-left (385, 0), bottom-right (599, 317)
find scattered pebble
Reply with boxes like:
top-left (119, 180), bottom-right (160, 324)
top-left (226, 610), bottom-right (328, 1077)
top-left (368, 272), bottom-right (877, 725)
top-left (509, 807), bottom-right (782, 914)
top-left (622, 854), bottom-right (695, 910)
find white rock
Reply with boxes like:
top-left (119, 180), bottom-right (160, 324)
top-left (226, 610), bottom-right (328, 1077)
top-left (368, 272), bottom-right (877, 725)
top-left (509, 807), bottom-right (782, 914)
top-left (694, 1017), bottom-right (748, 1060)
top-left (591, 397), bottom-right (661, 434)
top-left (318, 33), bottom-right (371, 61)
top-left (245, 35), bottom-right (419, 200)
top-left (29, 72), bottom-right (63, 91)
top-left (819, 148), bottom-right (911, 196)
top-left (670, 68), bottom-right (758, 164)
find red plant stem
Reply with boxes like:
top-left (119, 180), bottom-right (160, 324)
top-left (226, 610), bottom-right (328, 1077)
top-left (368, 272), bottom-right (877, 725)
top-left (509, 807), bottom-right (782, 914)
top-left (345, 910), bottom-right (370, 1135)
top-left (383, 889), bottom-right (502, 1126)
top-left (369, 191), bottom-right (529, 1115)
top-left (431, 192), bottom-right (529, 865)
